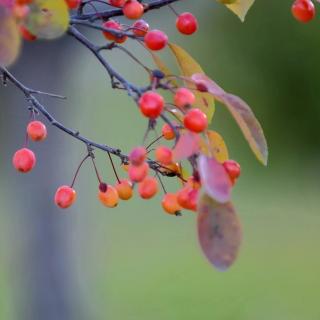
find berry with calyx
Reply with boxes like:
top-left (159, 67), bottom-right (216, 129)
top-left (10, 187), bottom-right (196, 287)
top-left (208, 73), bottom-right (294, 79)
top-left (162, 123), bottom-right (176, 140)
top-left (102, 20), bottom-right (127, 43)
top-left (139, 91), bottom-right (164, 118)
top-left (123, 0), bottom-right (144, 19)
top-left (155, 146), bottom-right (173, 165)
top-left (12, 148), bottom-right (36, 173)
top-left (162, 193), bottom-right (181, 215)
top-left (177, 186), bottom-right (199, 211)
top-left (128, 162), bottom-right (149, 182)
top-left (54, 186), bottom-right (77, 209)
top-left (183, 108), bottom-right (208, 133)
top-left (292, 0), bottom-right (315, 23)
top-left (138, 176), bottom-right (158, 199)
top-left (176, 12), bottom-right (198, 35)
top-left (129, 146), bottom-right (147, 166)
top-left (115, 179), bottom-right (133, 200)
top-left (174, 87), bottom-right (195, 109)
top-left (144, 30), bottom-right (168, 51)
top-left (132, 19), bottom-right (149, 36)
top-left (99, 185), bottom-right (119, 207)
top-left (27, 120), bottom-right (47, 142)
top-left (223, 160), bottom-right (241, 184)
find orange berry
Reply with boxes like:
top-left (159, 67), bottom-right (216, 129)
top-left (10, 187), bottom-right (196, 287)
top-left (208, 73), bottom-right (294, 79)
top-left (115, 179), bottom-right (133, 200)
top-left (155, 146), bottom-right (173, 165)
top-left (138, 176), bottom-right (158, 199)
top-left (186, 176), bottom-right (201, 190)
top-left (177, 186), bottom-right (198, 211)
top-left (129, 146), bottom-right (147, 166)
top-left (12, 148), bottom-right (36, 173)
top-left (99, 185), bottom-right (119, 208)
top-left (27, 120), bottom-right (47, 141)
top-left (162, 193), bottom-right (181, 215)
top-left (162, 123), bottom-right (176, 140)
top-left (54, 186), bottom-right (77, 209)
top-left (128, 162), bottom-right (149, 182)
top-left (121, 163), bottom-right (129, 172)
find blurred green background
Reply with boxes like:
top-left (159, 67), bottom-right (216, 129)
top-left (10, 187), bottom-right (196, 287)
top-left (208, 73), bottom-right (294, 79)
top-left (1, 0), bottom-right (320, 319)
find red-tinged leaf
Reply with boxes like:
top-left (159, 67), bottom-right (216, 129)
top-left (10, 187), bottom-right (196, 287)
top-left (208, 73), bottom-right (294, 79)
top-left (198, 154), bottom-right (232, 203)
top-left (197, 193), bottom-right (242, 271)
top-left (191, 73), bottom-right (268, 166)
top-left (172, 131), bottom-right (200, 162)
top-left (0, 0), bottom-right (13, 9)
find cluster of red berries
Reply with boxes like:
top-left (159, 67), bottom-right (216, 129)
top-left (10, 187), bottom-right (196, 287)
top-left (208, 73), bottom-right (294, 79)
top-left (291, 0), bottom-right (316, 23)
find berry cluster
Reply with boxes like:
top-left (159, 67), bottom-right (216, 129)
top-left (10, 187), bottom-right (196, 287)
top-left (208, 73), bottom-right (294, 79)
top-left (291, 0), bottom-right (316, 23)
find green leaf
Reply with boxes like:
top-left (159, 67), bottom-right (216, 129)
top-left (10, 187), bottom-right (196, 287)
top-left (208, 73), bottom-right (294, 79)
top-left (197, 193), bottom-right (242, 271)
top-left (168, 43), bottom-right (215, 123)
top-left (24, 0), bottom-right (69, 40)
top-left (217, 0), bottom-right (255, 22)
top-left (191, 73), bottom-right (268, 165)
top-left (0, 6), bottom-right (21, 67)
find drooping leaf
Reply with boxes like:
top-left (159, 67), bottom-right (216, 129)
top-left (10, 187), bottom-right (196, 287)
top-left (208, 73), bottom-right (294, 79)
top-left (24, 0), bottom-right (69, 40)
top-left (192, 73), bottom-right (268, 165)
top-left (197, 193), bottom-right (242, 271)
top-left (198, 154), bottom-right (232, 203)
top-left (200, 130), bottom-right (229, 163)
top-left (0, 0), bottom-right (14, 9)
top-left (217, 0), bottom-right (255, 22)
top-left (173, 131), bottom-right (200, 162)
top-left (168, 43), bottom-right (215, 123)
top-left (0, 5), bottom-right (21, 67)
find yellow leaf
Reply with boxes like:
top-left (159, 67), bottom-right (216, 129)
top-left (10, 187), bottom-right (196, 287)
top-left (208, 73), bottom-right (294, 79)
top-left (0, 6), bottom-right (21, 67)
top-left (168, 43), bottom-right (215, 123)
top-left (24, 0), bottom-right (69, 40)
top-left (218, 0), bottom-right (255, 22)
top-left (200, 130), bottom-right (229, 163)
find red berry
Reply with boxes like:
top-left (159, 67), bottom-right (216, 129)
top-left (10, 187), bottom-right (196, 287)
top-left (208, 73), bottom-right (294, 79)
top-left (138, 176), bottom-right (158, 199)
top-left (155, 146), bottom-right (173, 165)
top-left (65, 0), bottom-right (81, 9)
top-left (20, 26), bottom-right (37, 41)
top-left (144, 29), bottom-right (168, 51)
top-left (177, 186), bottom-right (198, 211)
top-left (139, 91), bottom-right (164, 118)
top-left (54, 186), bottom-right (77, 209)
top-left (162, 123), bottom-right (176, 140)
top-left (129, 146), bottom-right (147, 166)
top-left (123, 0), bottom-right (144, 19)
top-left (102, 20), bottom-right (127, 43)
top-left (174, 87), bottom-right (195, 108)
top-left (109, 0), bottom-right (126, 7)
top-left (128, 162), bottom-right (149, 182)
top-left (223, 160), bottom-right (241, 183)
top-left (162, 193), bottom-right (181, 215)
top-left (27, 120), bottom-right (47, 141)
top-left (132, 19), bottom-right (149, 36)
top-left (183, 108), bottom-right (208, 133)
top-left (12, 148), bottom-right (36, 173)
top-left (292, 0), bottom-right (315, 23)
top-left (176, 12), bottom-right (198, 35)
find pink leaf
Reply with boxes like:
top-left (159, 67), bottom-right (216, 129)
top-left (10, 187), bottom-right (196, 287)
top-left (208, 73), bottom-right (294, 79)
top-left (198, 154), bottom-right (232, 203)
top-left (191, 73), bottom-right (268, 166)
top-left (173, 131), bottom-right (200, 162)
top-left (197, 194), bottom-right (242, 271)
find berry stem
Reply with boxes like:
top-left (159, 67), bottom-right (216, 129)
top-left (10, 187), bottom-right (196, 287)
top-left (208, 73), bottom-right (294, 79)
top-left (107, 151), bottom-right (121, 183)
top-left (70, 154), bottom-right (91, 188)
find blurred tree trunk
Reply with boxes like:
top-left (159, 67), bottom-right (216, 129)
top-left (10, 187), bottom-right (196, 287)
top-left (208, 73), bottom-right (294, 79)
top-left (0, 38), bottom-right (90, 320)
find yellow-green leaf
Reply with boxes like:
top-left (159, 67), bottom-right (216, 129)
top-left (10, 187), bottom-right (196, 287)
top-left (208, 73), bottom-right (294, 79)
top-left (24, 0), bottom-right (69, 40)
top-left (168, 43), bottom-right (215, 123)
top-left (217, 0), bottom-right (255, 22)
top-left (200, 130), bottom-right (229, 163)
top-left (0, 6), bottom-right (21, 67)
top-left (192, 73), bottom-right (268, 165)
